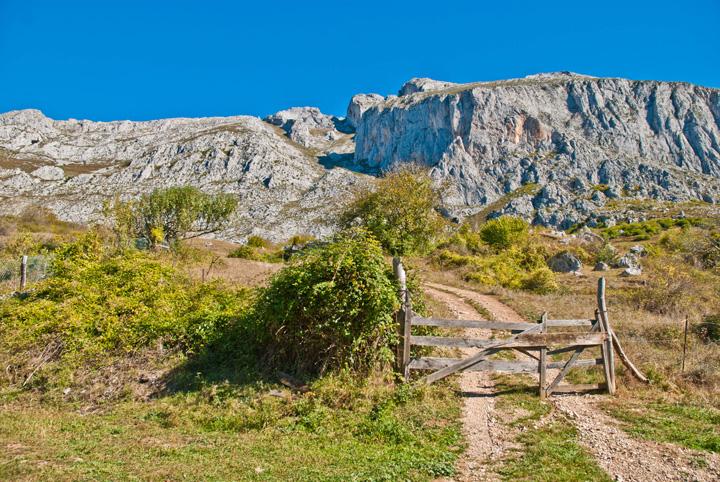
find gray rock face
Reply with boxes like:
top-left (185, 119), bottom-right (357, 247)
top-left (0, 109), bottom-right (368, 242)
top-left (616, 254), bottom-right (641, 270)
top-left (353, 72), bottom-right (720, 228)
top-left (547, 251), bottom-right (583, 273)
top-left (3, 72), bottom-right (720, 239)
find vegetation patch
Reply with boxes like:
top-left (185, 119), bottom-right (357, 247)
top-left (603, 401), bottom-right (720, 453)
top-left (492, 376), bottom-right (610, 481)
top-left (601, 217), bottom-right (702, 240)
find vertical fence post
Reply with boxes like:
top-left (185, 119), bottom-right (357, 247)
top-left (597, 277), bottom-right (616, 394)
top-left (539, 311), bottom-right (548, 400)
top-left (681, 316), bottom-right (689, 374)
top-left (393, 257), bottom-right (412, 380)
top-left (19, 255), bottom-right (28, 291)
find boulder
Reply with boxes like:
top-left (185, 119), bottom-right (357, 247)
top-left (547, 251), bottom-right (582, 273)
top-left (629, 245), bottom-right (646, 256)
top-left (594, 262), bottom-right (610, 271)
top-left (616, 254), bottom-right (640, 270)
top-left (620, 267), bottom-right (642, 276)
top-left (30, 165), bottom-right (64, 181)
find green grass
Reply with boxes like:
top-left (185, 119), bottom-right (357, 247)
top-left (492, 376), bottom-right (610, 481)
top-left (0, 377), bottom-right (463, 481)
top-left (604, 401), bottom-right (720, 453)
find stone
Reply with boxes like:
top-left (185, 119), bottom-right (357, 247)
top-left (616, 254), bottom-right (640, 270)
top-left (547, 251), bottom-right (583, 273)
top-left (629, 245), bottom-right (646, 256)
top-left (620, 267), bottom-right (642, 276)
top-left (594, 262), bottom-right (610, 271)
top-left (30, 165), bottom-right (64, 181)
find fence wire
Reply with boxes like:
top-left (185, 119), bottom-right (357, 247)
top-left (0, 255), bottom-right (52, 291)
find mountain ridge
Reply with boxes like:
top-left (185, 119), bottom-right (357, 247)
top-left (2, 72), bottom-right (720, 239)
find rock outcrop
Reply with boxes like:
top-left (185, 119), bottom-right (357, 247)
top-left (353, 72), bottom-right (720, 228)
top-left (2, 72), bottom-right (720, 239)
top-left (0, 109), bottom-right (367, 241)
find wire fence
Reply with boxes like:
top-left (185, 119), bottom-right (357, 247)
top-left (0, 255), bottom-right (52, 293)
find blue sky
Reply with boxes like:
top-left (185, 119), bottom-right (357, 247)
top-left (1, 0), bottom-right (718, 121)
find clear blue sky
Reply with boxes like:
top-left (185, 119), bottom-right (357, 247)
top-left (1, 0), bottom-right (718, 121)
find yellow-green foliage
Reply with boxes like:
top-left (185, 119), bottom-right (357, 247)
top-left (342, 166), bottom-right (445, 256)
top-left (466, 244), bottom-right (553, 291)
top-left (479, 216), bottom-right (529, 250)
top-left (0, 232), bottom-right (252, 385)
top-left (254, 228), bottom-right (399, 374)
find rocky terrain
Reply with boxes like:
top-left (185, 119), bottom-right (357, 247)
top-left (2, 72), bottom-right (720, 240)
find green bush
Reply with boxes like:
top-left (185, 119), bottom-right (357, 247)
top-left (466, 245), bottom-right (548, 290)
top-left (247, 235), bottom-right (270, 248)
top-left (0, 232), bottom-right (251, 376)
top-left (521, 267), bottom-right (559, 294)
top-left (695, 315), bottom-right (720, 343)
top-left (342, 166), bottom-right (445, 256)
top-left (228, 245), bottom-right (259, 260)
top-left (254, 228), bottom-right (399, 374)
top-left (479, 216), bottom-right (529, 250)
top-left (602, 218), bottom-right (702, 240)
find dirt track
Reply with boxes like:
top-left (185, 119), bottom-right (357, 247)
top-left (424, 282), bottom-right (720, 482)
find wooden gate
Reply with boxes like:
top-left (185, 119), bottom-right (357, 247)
top-left (393, 259), bottom-right (647, 398)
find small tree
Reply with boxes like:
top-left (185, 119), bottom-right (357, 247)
top-left (479, 216), bottom-right (529, 250)
top-left (108, 187), bottom-right (237, 248)
top-left (342, 166), bottom-right (445, 256)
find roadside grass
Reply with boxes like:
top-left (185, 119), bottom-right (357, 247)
top-left (0, 376), bottom-right (463, 481)
top-left (602, 400), bottom-right (720, 453)
top-left (492, 375), bottom-right (610, 481)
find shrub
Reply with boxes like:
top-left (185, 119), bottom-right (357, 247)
top-left (695, 315), bottom-right (720, 343)
top-left (0, 232), bottom-right (251, 381)
top-left (247, 235), bottom-right (270, 248)
top-left (254, 228), bottom-right (399, 374)
top-left (602, 218), bottom-right (702, 240)
top-left (106, 186), bottom-right (237, 248)
top-left (521, 267), bottom-right (558, 294)
top-left (228, 245), bottom-right (259, 260)
top-left (341, 166), bottom-right (445, 256)
top-left (466, 244), bottom-right (547, 290)
top-left (594, 243), bottom-right (618, 265)
top-left (479, 216), bottom-right (529, 250)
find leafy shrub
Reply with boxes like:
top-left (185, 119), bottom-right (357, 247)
top-left (479, 216), bottom-right (529, 250)
top-left (254, 228), bottom-right (399, 374)
top-left (106, 186), bottom-right (237, 248)
top-left (520, 267), bottom-right (558, 294)
top-left (342, 166), bottom-right (445, 256)
top-left (594, 243), bottom-right (618, 264)
top-left (695, 315), bottom-right (720, 343)
top-left (602, 217), bottom-right (702, 240)
top-left (228, 245), bottom-right (259, 260)
top-left (466, 244), bottom-right (548, 290)
top-left (247, 235), bottom-right (270, 248)
top-left (0, 232), bottom-right (251, 377)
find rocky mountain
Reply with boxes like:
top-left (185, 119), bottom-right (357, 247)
top-left (353, 72), bottom-right (720, 227)
top-left (2, 72), bottom-right (719, 240)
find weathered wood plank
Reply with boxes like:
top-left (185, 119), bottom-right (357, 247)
top-left (410, 335), bottom-right (495, 348)
top-left (409, 357), bottom-right (602, 371)
top-left (539, 312), bottom-right (548, 399)
top-left (412, 316), bottom-right (537, 331)
top-left (546, 319), bottom-right (594, 327)
top-left (514, 332), bottom-right (607, 347)
top-left (421, 324), bottom-right (543, 384)
top-left (409, 358), bottom-right (538, 373)
top-left (551, 383), bottom-right (607, 393)
top-left (597, 278), bottom-right (616, 394)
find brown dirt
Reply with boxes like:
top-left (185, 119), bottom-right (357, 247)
top-left (424, 283), bottom-right (529, 481)
top-left (555, 396), bottom-right (720, 482)
top-left (424, 282), bottom-right (720, 482)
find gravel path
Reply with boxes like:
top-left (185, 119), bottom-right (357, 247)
top-left (424, 282), bottom-right (720, 482)
top-left (424, 283), bottom-right (528, 481)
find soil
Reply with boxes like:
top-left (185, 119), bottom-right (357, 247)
top-left (424, 282), bottom-right (720, 482)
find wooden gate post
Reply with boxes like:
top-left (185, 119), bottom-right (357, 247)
top-left (19, 255), bottom-right (28, 291)
top-left (393, 257), bottom-right (412, 380)
top-left (596, 277), bottom-right (616, 394)
top-left (539, 312), bottom-right (548, 399)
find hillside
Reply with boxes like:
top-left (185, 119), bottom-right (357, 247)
top-left (2, 72), bottom-right (720, 239)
